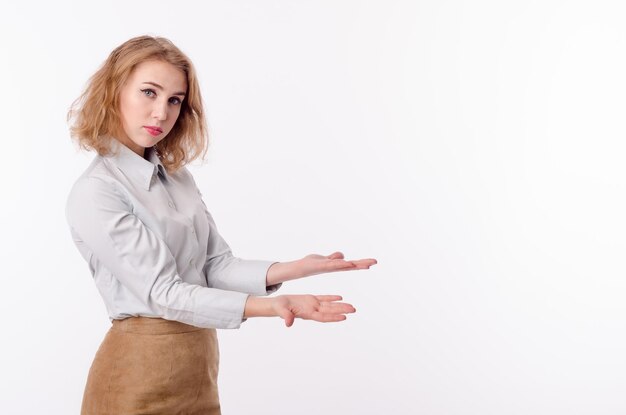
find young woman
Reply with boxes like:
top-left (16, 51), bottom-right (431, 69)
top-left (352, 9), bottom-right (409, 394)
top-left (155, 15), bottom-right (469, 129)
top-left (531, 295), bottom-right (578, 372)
top-left (65, 35), bottom-right (377, 414)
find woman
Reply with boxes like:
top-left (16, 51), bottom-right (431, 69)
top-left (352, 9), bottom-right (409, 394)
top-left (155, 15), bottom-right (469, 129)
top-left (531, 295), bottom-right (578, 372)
top-left (65, 35), bottom-right (377, 414)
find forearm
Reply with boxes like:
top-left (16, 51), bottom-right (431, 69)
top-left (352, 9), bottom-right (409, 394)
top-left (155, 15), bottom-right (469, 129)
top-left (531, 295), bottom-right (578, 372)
top-left (265, 261), bottom-right (299, 286)
top-left (265, 252), bottom-right (369, 286)
top-left (243, 296), bottom-right (276, 318)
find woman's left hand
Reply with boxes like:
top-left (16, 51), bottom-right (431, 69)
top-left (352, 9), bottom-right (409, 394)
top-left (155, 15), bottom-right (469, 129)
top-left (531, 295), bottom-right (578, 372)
top-left (266, 251), bottom-right (377, 285)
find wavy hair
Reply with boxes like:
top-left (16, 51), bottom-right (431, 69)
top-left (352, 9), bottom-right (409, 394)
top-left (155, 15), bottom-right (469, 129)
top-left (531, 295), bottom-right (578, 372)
top-left (66, 35), bottom-right (208, 173)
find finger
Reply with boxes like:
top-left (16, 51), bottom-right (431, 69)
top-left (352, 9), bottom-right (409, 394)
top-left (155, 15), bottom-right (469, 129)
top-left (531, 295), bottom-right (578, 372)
top-left (319, 300), bottom-right (355, 308)
top-left (277, 308), bottom-right (295, 327)
top-left (326, 251), bottom-right (344, 260)
top-left (324, 261), bottom-right (357, 272)
top-left (350, 258), bottom-right (378, 269)
top-left (286, 316), bottom-right (294, 327)
top-left (310, 312), bottom-right (348, 323)
top-left (318, 302), bottom-right (356, 314)
top-left (315, 295), bottom-right (343, 302)
top-left (333, 259), bottom-right (377, 271)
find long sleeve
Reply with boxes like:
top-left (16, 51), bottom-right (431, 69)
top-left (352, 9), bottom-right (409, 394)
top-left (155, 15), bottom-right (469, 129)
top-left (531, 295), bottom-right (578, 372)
top-left (199, 197), bottom-right (282, 296)
top-left (184, 169), bottom-right (283, 297)
top-left (65, 175), bottom-right (252, 329)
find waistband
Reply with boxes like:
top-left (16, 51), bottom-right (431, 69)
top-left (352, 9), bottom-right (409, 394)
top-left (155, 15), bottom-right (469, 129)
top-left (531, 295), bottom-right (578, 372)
top-left (110, 316), bottom-right (208, 334)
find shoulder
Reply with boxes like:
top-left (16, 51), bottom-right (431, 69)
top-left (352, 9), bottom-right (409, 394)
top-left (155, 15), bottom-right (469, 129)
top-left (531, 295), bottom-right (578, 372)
top-left (65, 162), bottom-right (131, 224)
top-left (170, 165), bottom-right (203, 196)
top-left (175, 164), bottom-right (195, 183)
top-left (69, 155), bottom-right (130, 198)
top-left (67, 174), bottom-right (125, 200)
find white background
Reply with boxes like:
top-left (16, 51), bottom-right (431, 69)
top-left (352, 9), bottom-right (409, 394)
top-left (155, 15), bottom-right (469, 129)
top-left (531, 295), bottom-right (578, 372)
top-left (1, 1), bottom-right (625, 414)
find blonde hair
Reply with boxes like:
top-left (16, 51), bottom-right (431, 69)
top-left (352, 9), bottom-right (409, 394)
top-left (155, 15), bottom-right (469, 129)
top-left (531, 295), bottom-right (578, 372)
top-left (66, 35), bottom-right (208, 173)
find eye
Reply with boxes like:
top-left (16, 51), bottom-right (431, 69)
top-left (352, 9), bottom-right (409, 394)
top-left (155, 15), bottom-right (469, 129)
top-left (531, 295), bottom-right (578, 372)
top-left (141, 88), bottom-right (156, 97)
top-left (141, 88), bottom-right (182, 106)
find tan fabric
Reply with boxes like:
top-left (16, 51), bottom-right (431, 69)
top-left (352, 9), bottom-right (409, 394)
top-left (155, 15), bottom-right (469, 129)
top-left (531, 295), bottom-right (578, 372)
top-left (81, 317), bottom-right (221, 415)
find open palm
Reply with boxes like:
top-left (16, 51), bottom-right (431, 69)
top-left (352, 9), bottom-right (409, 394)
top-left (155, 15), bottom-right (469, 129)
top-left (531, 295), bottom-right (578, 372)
top-left (298, 251), bottom-right (377, 278)
top-left (272, 294), bottom-right (356, 327)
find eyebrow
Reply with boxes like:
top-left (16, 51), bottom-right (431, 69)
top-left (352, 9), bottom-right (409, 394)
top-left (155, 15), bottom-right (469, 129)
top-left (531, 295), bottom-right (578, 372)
top-left (141, 81), bottom-right (186, 96)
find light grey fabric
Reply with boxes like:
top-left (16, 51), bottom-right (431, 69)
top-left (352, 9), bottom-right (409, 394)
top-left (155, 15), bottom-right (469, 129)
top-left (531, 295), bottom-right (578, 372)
top-left (65, 136), bottom-right (281, 329)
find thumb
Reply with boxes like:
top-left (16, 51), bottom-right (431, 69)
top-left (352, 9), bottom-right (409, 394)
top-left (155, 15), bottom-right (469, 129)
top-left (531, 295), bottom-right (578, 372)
top-left (285, 315), bottom-right (295, 327)
top-left (276, 308), bottom-right (295, 328)
top-left (327, 251), bottom-right (344, 260)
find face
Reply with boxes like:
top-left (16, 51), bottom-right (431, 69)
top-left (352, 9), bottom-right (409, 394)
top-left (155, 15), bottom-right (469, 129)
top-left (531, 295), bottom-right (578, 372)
top-left (117, 59), bottom-right (187, 157)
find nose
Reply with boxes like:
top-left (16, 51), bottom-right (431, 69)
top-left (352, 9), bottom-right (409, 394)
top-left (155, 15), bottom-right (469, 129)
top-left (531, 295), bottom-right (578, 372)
top-left (152, 99), bottom-right (168, 121)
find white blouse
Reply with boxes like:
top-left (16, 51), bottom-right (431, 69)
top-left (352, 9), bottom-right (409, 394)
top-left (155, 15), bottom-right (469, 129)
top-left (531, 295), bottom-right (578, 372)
top-left (65, 136), bottom-right (281, 329)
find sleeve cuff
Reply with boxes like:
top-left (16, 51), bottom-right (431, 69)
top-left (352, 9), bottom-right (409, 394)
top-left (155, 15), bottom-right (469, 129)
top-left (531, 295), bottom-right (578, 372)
top-left (213, 259), bottom-right (283, 296)
top-left (263, 261), bottom-right (283, 295)
top-left (192, 289), bottom-right (251, 329)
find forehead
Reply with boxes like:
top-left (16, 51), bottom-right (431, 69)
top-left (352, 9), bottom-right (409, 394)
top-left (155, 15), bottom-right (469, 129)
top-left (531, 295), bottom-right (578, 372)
top-left (128, 59), bottom-right (187, 91)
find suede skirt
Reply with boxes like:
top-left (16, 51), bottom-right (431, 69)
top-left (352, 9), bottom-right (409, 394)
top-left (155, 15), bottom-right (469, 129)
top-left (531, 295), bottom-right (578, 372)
top-left (80, 317), bottom-right (221, 415)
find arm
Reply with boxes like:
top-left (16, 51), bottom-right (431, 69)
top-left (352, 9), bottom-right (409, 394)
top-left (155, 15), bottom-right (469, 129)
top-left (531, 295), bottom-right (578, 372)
top-left (65, 176), bottom-right (253, 329)
top-left (185, 171), bottom-right (375, 327)
top-left (252, 254), bottom-right (377, 327)
top-left (243, 294), bottom-right (357, 327)
top-left (200, 200), bottom-right (282, 295)
top-left (188, 170), bottom-right (282, 295)
top-left (265, 252), bottom-right (378, 286)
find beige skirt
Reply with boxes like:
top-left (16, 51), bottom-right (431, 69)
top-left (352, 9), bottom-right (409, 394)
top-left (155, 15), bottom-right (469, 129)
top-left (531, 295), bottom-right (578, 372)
top-left (80, 317), bottom-right (221, 415)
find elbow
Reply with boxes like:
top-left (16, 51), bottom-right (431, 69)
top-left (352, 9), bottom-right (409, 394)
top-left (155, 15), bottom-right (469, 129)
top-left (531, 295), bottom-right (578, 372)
top-left (148, 278), bottom-right (191, 310)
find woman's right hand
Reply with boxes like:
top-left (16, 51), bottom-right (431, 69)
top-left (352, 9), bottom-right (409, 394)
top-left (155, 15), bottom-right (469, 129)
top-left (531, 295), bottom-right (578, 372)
top-left (243, 295), bottom-right (356, 327)
top-left (271, 294), bottom-right (356, 327)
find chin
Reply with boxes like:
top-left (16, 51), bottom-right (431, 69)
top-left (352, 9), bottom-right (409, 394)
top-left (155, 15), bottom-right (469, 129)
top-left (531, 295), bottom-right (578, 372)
top-left (139, 135), bottom-right (159, 146)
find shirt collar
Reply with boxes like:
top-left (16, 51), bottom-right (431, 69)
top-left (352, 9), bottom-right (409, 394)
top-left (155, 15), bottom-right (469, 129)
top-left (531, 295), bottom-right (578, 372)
top-left (106, 136), bottom-right (168, 191)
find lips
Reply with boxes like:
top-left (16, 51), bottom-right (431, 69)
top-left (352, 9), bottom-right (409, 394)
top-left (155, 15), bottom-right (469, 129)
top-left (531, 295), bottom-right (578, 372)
top-left (144, 126), bottom-right (163, 136)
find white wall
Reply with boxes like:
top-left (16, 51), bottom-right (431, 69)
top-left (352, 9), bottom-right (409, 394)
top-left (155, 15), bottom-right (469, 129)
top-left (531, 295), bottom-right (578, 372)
top-left (1, 1), bottom-right (625, 413)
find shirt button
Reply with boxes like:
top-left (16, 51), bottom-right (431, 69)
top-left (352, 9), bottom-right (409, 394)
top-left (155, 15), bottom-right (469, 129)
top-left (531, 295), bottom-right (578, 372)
top-left (191, 228), bottom-right (195, 234)
top-left (168, 201), bottom-right (174, 208)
